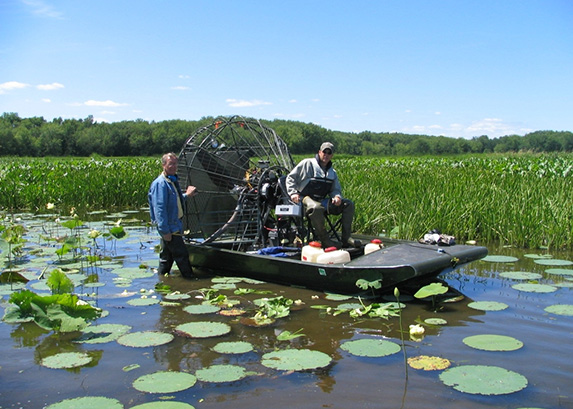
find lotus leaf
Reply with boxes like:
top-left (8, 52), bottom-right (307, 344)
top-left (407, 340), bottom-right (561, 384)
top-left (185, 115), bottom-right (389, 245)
top-left (324, 293), bottom-right (353, 301)
top-left (261, 348), bottom-right (332, 371)
top-left (467, 301), bottom-right (508, 311)
top-left (41, 352), bottom-right (93, 369)
top-left (408, 355), bottom-right (451, 371)
top-left (463, 334), bottom-right (523, 351)
top-left (545, 268), bottom-right (573, 276)
top-left (424, 317), bottom-right (448, 325)
top-left (183, 304), bottom-right (221, 315)
top-left (212, 283), bottom-right (237, 291)
top-left (127, 297), bottom-right (160, 306)
top-left (482, 255), bottom-right (519, 263)
top-left (544, 304), bottom-right (573, 316)
top-left (212, 341), bottom-right (254, 354)
top-left (195, 364), bottom-right (247, 383)
top-left (130, 403), bottom-right (195, 409)
top-left (133, 371), bottom-right (197, 393)
top-left (44, 396), bottom-right (124, 409)
top-left (117, 331), bottom-right (174, 347)
top-left (511, 283), bottom-right (557, 293)
top-left (499, 271), bottom-right (542, 280)
top-left (164, 292), bottom-right (191, 300)
top-left (340, 338), bottom-right (401, 357)
top-left (414, 282), bottom-right (448, 299)
top-left (75, 323), bottom-right (131, 344)
top-left (440, 365), bottom-right (527, 395)
top-left (175, 321), bottom-right (231, 338)
top-left (534, 258), bottom-right (573, 266)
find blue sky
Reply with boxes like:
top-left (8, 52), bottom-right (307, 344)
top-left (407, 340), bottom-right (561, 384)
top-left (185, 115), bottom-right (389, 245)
top-left (1, 0), bottom-right (572, 138)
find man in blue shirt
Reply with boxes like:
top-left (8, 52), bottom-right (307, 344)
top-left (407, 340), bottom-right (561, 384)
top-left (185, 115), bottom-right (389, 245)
top-left (148, 152), bottom-right (198, 278)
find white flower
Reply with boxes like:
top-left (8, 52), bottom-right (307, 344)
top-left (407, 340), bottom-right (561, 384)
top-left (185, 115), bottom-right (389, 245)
top-left (46, 202), bottom-right (55, 210)
top-left (409, 324), bottom-right (425, 336)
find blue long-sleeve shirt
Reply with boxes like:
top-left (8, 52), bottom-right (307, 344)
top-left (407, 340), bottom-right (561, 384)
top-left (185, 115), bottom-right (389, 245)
top-left (148, 174), bottom-right (186, 236)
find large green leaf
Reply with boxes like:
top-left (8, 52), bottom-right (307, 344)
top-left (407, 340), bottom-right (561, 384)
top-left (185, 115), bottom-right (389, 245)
top-left (440, 365), bottom-right (527, 395)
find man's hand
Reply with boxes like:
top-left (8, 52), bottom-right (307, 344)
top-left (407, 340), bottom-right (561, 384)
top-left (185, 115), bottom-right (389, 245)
top-left (331, 196), bottom-right (342, 206)
top-left (185, 185), bottom-right (198, 197)
top-left (162, 233), bottom-right (173, 242)
top-left (290, 193), bottom-right (301, 204)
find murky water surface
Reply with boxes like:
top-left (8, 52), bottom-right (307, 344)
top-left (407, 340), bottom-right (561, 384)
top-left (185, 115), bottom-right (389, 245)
top-left (1, 211), bottom-right (572, 408)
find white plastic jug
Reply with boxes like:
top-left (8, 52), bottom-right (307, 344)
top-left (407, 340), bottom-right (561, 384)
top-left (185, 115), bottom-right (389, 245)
top-left (364, 239), bottom-right (384, 255)
top-left (301, 241), bottom-right (324, 262)
top-left (316, 248), bottom-right (351, 264)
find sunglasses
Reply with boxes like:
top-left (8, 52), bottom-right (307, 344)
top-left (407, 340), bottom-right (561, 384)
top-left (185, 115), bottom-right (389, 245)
top-left (322, 149), bottom-right (333, 155)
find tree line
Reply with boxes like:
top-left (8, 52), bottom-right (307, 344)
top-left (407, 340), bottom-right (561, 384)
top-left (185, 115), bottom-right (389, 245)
top-left (1, 112), bottom-right (572, 157)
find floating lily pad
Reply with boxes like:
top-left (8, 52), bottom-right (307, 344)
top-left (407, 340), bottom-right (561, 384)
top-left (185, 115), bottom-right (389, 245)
top-left (75, 323), bottom-right (132, 344)
top-left (44, 396), bottom-right (124, 409)
top-left (440, 365), bottom-right (527, 395)
top-left (463, 334), bottom-right (523, 351)
top-left (164, 292), bottom-right (191, 301)
top-left (219, 308), bottom-right (246, 316)
top-left (544, 304), bottom-right (573, 316)
top-left (41, 352), bottom-right (93, 369)
top-left (127, 297), bottom-right (160, 306)
top-left (174, 321), bottom-right (231, 338)
top-left (133, 371), bottom-right (197, 393)
top-left (261, 349), bottom-right (332, 371)
top-left (482, 255), bottom-right (519, 263)
top-left (524, 253), bottom-right (553, 259)
top-left (499, 271), bottom-right (542, 280)
top-left (408, 355), bottom-right (451, 371)
top-left (534, 258), bottom-right (573, 266)
top-left (130, 402), bottom-right (195, 409)
top-left (117, 331), bottom-right (174, 347)
top-left (467, 301), bottom-right (508, 311)
top-left (337, 302), bottom-right (364, 311)
top-left (195, 364), bottom-right (247, 383)
top-left (212, 341), bottom-right (254, 354)
top-left (324, 293), bottom-right (353, 301)
top-left (340, 338), bottom-right (401, 357)
top-left (183, 304), bottom-right (221, 315)
top-left (424, 318), bottom-right (448, 325)
top-left (211, 277), bottom-right (243, 284)
top-left (545, 268), bottom-right (573, 276)
top-left (511, 283), bottom-right (558, 293)
top-left (211, 283), bottom-right (237, 290)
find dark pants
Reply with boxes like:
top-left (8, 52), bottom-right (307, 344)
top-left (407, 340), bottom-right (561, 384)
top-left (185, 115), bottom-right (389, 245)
top-left (158, 234), bottom-right (194, 278)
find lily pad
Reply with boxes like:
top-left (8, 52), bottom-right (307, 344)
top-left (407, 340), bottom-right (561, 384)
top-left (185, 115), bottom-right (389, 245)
top-left (467, 301), bottom-right (508, 311)
top-left (261, 349), bottom-right (332, 371)
top-left (482, 255), bottom-right (519, 263)
top-left (164, 292), bottom-right (191, 301)
top-left (174, 321), bottom-right (231, 338)
top-left (130, 403), bottom-right (195, 409)
top-left (45, 396), bottom-right (124, 409)
top-left (534, 258), bottom-right (573, 266)
top-left (41, 352), bottom-right (93, 369)
top-left (183, 304), bottom-right (221, 315)
top-left (544, 304), bottom-right (573, 316)
top-left (212, 341), bottom-right (254, 354)
top-left (340, 338), bottom-right (401, 357)
top-left (117, 331), bottom-right (174, 347)
top-left (463, 334), bottom-right (523, 351)
top-left (440, 365), bottom-right (527, 395)
top-left (133, 371), bottom-right (197, 393)
top-left (127, 297), bottom-right (160, 306)
top-left (424, 318), bottom-right (448, 325)
top-left (545, 268), bottom-right (573, 276)
top-left (324, 293), bottom-right (353, 301)
top-left (408, 355), bottom-right (451, 371)
top-left (511, 283), bottom-right (558, 293)
top-left (195, 364), bottom-right (247, 383)
top-left (499, 271), bottom-right (542, 280)
top-left (75, 323), bottom-right (132, 344)
top-left (414, 282), bottom-right (448, 299)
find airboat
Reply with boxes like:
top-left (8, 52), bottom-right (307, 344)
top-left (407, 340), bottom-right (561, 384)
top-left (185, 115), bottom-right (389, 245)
top-left (176, 116), bottom-right (487, 296)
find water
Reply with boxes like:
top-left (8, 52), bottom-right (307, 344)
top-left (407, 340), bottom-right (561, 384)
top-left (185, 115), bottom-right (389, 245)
top-left (0, 211), bottom-right (572, 408)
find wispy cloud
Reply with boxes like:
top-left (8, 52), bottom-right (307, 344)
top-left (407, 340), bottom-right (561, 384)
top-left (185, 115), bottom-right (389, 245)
top-left (171, 86), bottom-right (190, 91)
top-left (0, 81), bottom-right (30, 94)
top-left (21, 0), bottom-right (64, 19)
top-left (37, 82), bottom-right (64, 91)
top-left (226, 99), bottom-right (272, 108)
top-left (84, 100), bottom-right (128, 107)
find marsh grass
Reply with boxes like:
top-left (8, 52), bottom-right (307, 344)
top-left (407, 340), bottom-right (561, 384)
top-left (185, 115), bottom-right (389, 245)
top-left (1, 154), bottom-right (572, 249)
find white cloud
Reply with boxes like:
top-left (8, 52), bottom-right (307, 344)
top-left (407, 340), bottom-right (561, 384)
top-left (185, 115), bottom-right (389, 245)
top-left (178, 75), bottom-right (190, 79)
top-left (21, 0), bottom-right (64, 18)
top-left (41, 98), bottom-right (51, 103)
top-left (84, 100), bottom-right (128, 107)
top-left (226, 99), bottom-right (272, 108)
top-left (0, 81), bottom-right (30, 94)
top-left (37, 82), bottom-right (64, 91)
top-left (289, 99), bottom-right (297, 103)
